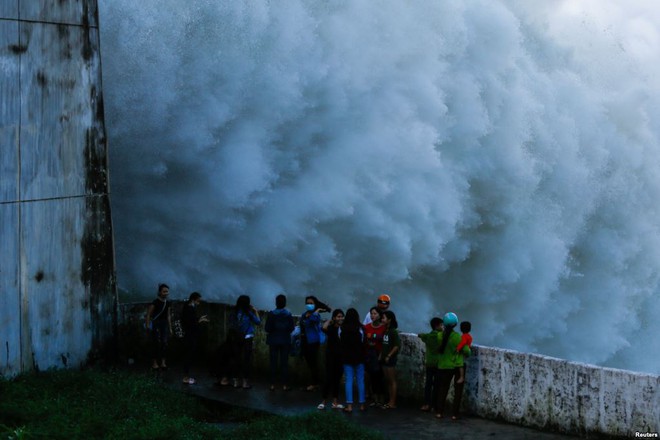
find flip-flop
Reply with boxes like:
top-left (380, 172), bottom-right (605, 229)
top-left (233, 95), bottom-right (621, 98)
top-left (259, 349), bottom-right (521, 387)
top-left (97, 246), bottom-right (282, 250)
top-left (317, 403), bottom-right (325, 410)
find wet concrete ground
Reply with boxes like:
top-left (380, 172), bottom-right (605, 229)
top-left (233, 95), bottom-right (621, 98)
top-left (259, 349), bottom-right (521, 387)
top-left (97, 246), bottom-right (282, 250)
top-left (154, 367), bottom-right (584, 440)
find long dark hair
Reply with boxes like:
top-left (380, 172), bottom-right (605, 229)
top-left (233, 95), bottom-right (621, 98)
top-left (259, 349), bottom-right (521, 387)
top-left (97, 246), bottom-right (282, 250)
top-left (382, 311), bottom-right (398, 329)
top-left (305, 295), bottom-right (331, 312)
top-left (438, 323), bottom-right (456, 354)
top-left (187, 291), bottom-right (201, 303)
top-left (235, 295), bottom-right (251, 313)
top-left (342, 308), bottom-right (362, 333)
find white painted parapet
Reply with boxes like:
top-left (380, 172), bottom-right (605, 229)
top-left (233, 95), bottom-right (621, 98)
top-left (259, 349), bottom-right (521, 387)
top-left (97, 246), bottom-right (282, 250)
top-left (463, 345), bottom-right (659, 437)
top-left (395, 334), bottom-right (660, 437)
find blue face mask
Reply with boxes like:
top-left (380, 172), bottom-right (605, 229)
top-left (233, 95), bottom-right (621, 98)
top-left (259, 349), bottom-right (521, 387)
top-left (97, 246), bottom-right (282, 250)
top-left (305, 304), bottom-right (315, 312)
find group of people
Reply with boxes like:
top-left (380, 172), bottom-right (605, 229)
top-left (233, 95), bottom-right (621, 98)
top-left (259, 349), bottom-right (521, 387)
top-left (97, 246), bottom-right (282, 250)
top-left (144, 284), bottom-right (473, 419)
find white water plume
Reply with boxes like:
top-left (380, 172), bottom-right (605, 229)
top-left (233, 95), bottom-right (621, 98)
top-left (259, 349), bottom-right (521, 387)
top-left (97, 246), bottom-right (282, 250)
top-left (99, 0), bottom-right (660, 373)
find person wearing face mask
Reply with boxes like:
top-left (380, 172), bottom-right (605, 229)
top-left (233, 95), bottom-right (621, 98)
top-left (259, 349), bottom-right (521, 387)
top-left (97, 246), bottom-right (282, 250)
top-left (181, 292), bottom-right (209, 385)
top-left (317, 309), bottom-right (345, 410)
top-left (145, 283), bottom-right (172, 371)
top-left (300, 295), bottom-right (331, 391)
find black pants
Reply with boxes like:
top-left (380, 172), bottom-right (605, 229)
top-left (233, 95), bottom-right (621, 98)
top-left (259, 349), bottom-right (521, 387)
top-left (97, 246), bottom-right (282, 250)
top-left (424, 366), bottom-right (439, 408)
top-left (229, 337), bottom-right (254, 380)
top-left (183, 334), bottom-right (198, 376)
top-left (365, 349), bottom-right (384, 396)
top-left (269, 344), bottom-right (291, 385)
top-left (302, 341), bottom-right (320, 384)
top-left (436, 368), bottom-right (464, 417)
top-left (322, 353), bottom-right (343, 400)
top-left (151, 320), bottom-right (169, 362)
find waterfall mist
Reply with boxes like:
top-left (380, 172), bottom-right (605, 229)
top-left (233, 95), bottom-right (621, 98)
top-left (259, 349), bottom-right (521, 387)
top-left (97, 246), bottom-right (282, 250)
top-left (99, 0), bottom-right (660, 373)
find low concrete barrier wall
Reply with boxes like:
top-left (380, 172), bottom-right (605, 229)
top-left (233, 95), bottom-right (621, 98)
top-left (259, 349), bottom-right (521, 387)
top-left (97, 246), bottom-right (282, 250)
top-left (118, 301), bottom-right (659, 437)
top-left (462, 346), bottom-right (659, 438)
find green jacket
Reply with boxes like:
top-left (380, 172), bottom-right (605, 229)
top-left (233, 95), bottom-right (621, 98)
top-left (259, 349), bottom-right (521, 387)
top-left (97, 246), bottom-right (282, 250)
top-left (437, 330), bottom-right (471, 369)
top-left (418, 330), bottom-right (441, 367)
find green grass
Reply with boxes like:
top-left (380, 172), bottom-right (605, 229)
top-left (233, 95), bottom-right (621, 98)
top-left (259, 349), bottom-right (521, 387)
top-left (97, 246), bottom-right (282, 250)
top-left (0, 369), bottom-right (383, 440)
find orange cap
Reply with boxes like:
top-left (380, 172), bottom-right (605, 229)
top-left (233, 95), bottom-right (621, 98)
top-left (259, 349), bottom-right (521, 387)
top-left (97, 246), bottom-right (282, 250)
top-left (377, 294), bottom-right (391, 303)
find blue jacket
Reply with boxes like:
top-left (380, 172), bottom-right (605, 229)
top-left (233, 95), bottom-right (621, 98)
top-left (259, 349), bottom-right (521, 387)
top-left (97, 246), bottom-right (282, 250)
top-left (232, 309), bottom-right (261, 337)
top-left (265, 308), bottom-right (295, 345)
top-left (300, 311), bottom-right (322, 344)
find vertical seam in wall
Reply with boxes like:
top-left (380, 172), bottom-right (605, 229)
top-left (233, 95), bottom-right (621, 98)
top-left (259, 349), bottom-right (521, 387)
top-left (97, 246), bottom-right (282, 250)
top-left (16, 0), bottom-right (24, 373)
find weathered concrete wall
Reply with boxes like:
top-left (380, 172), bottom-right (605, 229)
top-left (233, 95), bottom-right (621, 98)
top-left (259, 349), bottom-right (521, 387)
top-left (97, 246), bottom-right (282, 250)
top-left (462, 346), bottom-right (659, 437)
top-left (119, 301), bottom-right (659, 437)
top-left (0, 1), bottom-right (116, 376)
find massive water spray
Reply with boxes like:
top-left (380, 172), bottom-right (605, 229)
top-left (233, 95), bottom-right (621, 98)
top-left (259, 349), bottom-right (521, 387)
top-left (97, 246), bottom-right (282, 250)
top-left (99, 0), bottom-right (660, 373)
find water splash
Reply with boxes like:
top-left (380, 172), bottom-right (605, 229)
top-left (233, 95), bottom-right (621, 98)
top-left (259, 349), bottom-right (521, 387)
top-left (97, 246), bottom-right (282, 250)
top-left (99, 0), bottom-right (660, 373)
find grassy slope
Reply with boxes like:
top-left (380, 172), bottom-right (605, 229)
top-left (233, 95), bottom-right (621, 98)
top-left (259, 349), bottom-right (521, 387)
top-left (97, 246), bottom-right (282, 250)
top-left (0, 369), bottom-right (383, 440)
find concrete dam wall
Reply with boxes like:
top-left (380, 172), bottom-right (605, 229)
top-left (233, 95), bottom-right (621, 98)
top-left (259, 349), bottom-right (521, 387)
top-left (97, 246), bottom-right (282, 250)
top-left (0, 1), bottom-right (116, 376)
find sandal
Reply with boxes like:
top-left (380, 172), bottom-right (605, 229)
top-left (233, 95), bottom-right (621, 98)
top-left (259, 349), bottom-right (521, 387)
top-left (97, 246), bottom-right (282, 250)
top-left (182, 378), bottom-right (196, 385)
top-left (317, 403), bottom-right (325, 410)
top-left (381, 404), bottom-right (397, 409)
top-left (343, 407), bottom-right (353, 413)
top-left (331, 403), bottom-right (344, 409)
top-left (435, 413), bottom-right (443, 419)
top-left (420, 405), bottom-right (430, 411)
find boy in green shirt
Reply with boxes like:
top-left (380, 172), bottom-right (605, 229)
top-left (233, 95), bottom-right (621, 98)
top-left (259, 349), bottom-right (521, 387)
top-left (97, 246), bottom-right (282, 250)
top-left (418, 317), bottom-right (443, 411)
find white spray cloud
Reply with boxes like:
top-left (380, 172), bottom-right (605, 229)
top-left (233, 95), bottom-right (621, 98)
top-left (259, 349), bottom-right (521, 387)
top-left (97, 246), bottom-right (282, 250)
top-left (99, 0), bottom-right (660, 373)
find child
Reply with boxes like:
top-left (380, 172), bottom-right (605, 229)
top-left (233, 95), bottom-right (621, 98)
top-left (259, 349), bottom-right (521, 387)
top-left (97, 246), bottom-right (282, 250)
top-left (456, 321), bottom-right (472, 384)
top-left (418, 317), bottom-right (442, 411)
